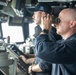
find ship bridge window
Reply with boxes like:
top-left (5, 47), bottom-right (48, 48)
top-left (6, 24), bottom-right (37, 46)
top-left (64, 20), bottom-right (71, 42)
top-left (1, 22), bottom-right (24, 44)
top-left (29, 22), bottom-right (36, 37)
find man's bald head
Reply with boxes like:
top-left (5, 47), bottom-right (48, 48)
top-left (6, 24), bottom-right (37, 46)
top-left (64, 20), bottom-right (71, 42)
top-left (56, 8), bottom-right (76, 39)
top-left (59, 8), bottom-right (76, 21)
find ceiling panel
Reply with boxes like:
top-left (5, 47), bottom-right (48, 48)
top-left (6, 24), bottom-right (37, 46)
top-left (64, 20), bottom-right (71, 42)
top-left (38, 0), bottom-right (76, 2)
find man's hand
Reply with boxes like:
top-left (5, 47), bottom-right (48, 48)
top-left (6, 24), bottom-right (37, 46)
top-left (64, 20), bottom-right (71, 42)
top-left (19, 55), bottom-right (35, 64)
top-left (28, 65), bottom-right (32, 74)
top-left (28, 64), bottom-right (42, 73)
top-left (41, 14), bottom-right (52, 32)
top-left (19, 55), bottom-right (27, 63)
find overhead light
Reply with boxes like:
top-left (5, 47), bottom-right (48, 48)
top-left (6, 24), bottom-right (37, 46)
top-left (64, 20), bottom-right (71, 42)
top-left (12, 8), bottom-right (24, 17)
top-left (11, 0), bottom-right (24, 17)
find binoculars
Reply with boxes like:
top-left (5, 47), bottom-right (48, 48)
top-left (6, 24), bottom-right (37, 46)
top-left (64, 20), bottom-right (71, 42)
top-left (44, 15), bottom-right (61, 24)
top-left (52, 17), bottom-right (61, 24)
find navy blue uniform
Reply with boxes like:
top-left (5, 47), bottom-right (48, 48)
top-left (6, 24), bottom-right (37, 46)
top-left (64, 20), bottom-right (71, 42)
top-left (33, 25), bottom-right (42, 38)
top-left (35, 30), bottom-right (76, 75)
top-left (34, 27), bottom-right (62, 75)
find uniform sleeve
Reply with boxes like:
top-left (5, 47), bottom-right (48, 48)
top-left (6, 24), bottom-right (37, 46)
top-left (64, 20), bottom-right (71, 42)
top-left (38, 59), bottom-right (52, 72)
top-left (35, 34), bottom-right (76, 64)
top-left (49, 27), bottom-right (62, 41)
top-left (33, 25), bottom-right (42, 37)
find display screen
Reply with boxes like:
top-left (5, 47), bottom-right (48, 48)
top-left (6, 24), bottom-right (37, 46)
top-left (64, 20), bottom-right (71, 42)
top-left (2, 22), bottom-right (24, 44)
top-left (8, 16), bottom-right (23, 26)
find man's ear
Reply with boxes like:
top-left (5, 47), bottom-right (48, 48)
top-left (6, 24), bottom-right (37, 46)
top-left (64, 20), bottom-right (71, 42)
top-left (70, 21), bottom-right (76, 28)
top-left (41, 12), bottom-right (46, 17)
top-left (73, 21), bottom-right (76, 25)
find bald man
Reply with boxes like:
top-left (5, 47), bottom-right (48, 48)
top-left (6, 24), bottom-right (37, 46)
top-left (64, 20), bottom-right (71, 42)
top-left (33, 8), bottom-right (76, 75)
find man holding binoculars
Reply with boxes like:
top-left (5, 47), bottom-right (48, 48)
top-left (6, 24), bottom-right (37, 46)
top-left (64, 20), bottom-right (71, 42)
top-left (35, 8), bottom-right (76, 75)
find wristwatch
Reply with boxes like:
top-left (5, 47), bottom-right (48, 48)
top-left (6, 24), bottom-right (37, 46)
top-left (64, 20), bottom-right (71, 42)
top-left (42, 29), bottom-right (49, 34)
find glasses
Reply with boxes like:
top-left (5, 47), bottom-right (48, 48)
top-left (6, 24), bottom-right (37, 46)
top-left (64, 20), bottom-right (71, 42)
top-left (53, 17), bottom-right (61, 24)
